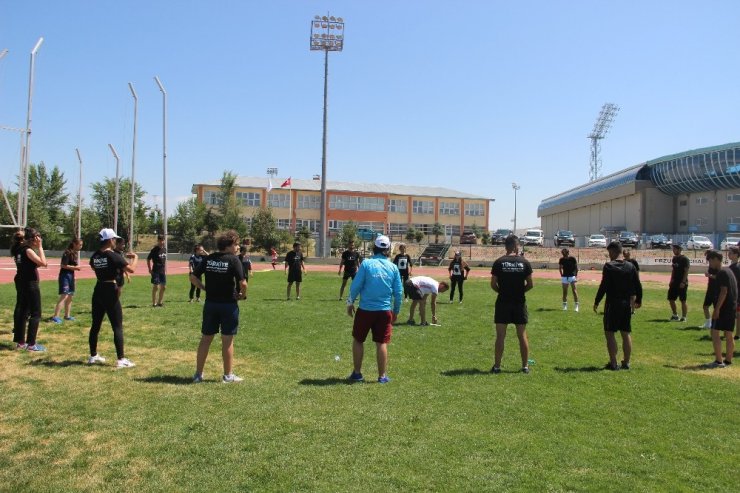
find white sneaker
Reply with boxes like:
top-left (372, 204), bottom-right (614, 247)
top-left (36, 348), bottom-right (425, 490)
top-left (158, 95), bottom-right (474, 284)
top-left (222, 373), bottom-right (243, 383)
top-left (574, 304), bottom-right (580, 312)
top-left (116, 358), bottom-right (136, 368)
top-left (562, 304), bottom-right (567, 311)
top-left (702, 321), bottom-right (712, 329)
top-left (87, 354), bottom-right (106, 365)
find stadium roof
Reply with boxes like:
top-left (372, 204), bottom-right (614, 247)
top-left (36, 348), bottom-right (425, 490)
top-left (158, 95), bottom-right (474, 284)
top-left (192, 176), bottom-right (492, 201)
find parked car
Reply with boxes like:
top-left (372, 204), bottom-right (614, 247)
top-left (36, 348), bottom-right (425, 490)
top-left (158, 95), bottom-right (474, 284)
top-left (587, 234), bottom-right (607, 248)
top-left (553, 230), bottom-right (575, 247)
top-left (460, 232), bottom-right (478, 244)
top-left (720, 236), bottom-right (740, 250)
top-left (491, 228), bottom-right (513, 245)
top-left (521, 229), bottom-right (544, 246)
top-left (618, 231), bottom-right (639, 247)
top-left (686, 235), bottom-right (713, 250)
top-left (649, 234), bottom-right (672, 249)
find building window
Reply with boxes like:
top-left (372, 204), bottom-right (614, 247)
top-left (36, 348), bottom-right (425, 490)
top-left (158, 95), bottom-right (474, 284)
top-left (203, 190), bottom-right (222, 206)
top-left (696, 197), bottom-right (708, 205)
top-left (679, 200), bottom-right (687, 206)
top-left (412, 223), bottom-right (432, 233)
top-left (297, 195), bottom-right (320, 209)
top-left (727, 194), bottom-right (740, 202)
top-left (236, 191), bottom-right (260, 207)
top-left (388, 199), bottom-right (407, 213)
top-left (388, 223), bottom-right (408, 235)
top-left (439, 201), bottom-right (460, 216)
top-left (679, 220), bottom-right (687, 226)
top-left (330, 195), bottom-right (385, 211)
top-left (695, 217), bottom-right (708, 226)
top-left (728, 216), bottom-right (740, 224)
top-left (465, 203), bottom-right (484, 216)
top-left (295, 219), bottom-right (320, 232)
top-left (412, 200), bottom-right (434, 215)
top-left (268, 193), bottom-right (290, 208)
top-left (277, 219), bottom-right (291, 230)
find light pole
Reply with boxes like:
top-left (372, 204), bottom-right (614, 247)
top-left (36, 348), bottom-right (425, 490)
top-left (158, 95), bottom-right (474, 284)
top-left (310, 14), bottom-right (344, 257)
top-left (75, 149), bottom-right (83, 238)
top-left (267, 167), bottom-right (278, 191)
top-left (154, 76), bottom-right (168, 260)
top-left (21, 37), bottom-right (44, 227)
top-left (128, 82), bottom-right (138, 247)
top-left (108, 144), bottom-right (120, 232)
top-left (512, 182), bottom-right (521, 234)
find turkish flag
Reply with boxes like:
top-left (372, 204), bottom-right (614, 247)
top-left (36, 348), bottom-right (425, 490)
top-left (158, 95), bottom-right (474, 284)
top-left (280, 178), bottom-right (291, 188)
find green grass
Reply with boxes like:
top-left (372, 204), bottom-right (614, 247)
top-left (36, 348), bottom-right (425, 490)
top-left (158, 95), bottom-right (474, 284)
top-left (0, 269), bottom-right (738, 492)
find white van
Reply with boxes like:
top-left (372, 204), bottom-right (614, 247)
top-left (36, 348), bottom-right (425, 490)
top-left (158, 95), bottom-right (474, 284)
top-left (522, 229), bottom-right (544, 246)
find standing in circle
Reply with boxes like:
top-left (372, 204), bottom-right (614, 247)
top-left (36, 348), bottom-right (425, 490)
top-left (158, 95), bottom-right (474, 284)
top-left (285, 242), bottom-right (306, 300)
top-left (392, 243), bottom-right (413, 299)
top-left (191, 230), bottom-right (247, 383)
top-left (238, 245), bottom-right (253, 286)
top-left (701, 249), bottom-right (719, 330)
top-left (558, 248), bottom-right (579, 312)
top-left (11, 228), bottom-right (48, 351)
top-left (727, 246), bottom-right (740, 342)
top-left (51, 238), bottom-right (83, 323)
top-left (147, 234), bottom-right (167, 307)
top-left (447, 251), bottom-right (470, 303)
top-left (270, 246), bottom-right (278, 270)
top-left (704, 250), bottom-right (736, 368)
top-left (490, 235), bottom-right (533, 374)
top-left (189, 244), bottom-right (207, 302)
top-left (338, 241), bottom-right (361, 301)
top-left (668, 244), bottom-right (690, 322)
top-left (623, 249), bottom-right (639, 272)
top-left (88, 228), bottom-right (139, 367)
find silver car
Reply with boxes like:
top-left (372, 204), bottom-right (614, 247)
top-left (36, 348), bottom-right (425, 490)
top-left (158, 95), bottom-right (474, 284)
top-left (588, 234), bottom-right (607, 247)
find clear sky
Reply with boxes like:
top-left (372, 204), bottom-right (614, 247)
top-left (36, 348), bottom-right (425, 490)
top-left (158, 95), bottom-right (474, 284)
top-left (1, 1), bottom-right (739, 231)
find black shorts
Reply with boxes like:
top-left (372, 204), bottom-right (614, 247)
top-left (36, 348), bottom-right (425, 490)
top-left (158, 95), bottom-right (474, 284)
top-left (712, 309), bottom-right (736, 332)
top-left (703, 291), bottom-right (717, 308)
top-left (403, 280), bottom-right (423, 301)
top-left (151, 271), bottom-right (167, 285)
top-left (667, 284), bottom-right (687, 302)
top-left (494, 299), bottom-right (528, 325)
top-left (343, 270), bottom-right (357, 281)
top-left (603, 300), bottom-right (632, 333)
top-left (201, 300), bottom-right (239, 336)
top-left (287, 270), bottom-right (302, 283)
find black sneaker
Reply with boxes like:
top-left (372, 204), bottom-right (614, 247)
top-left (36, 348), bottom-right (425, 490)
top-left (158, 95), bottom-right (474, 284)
top-left (723, 359), bottom-right (732, 366)
top-left (521, 367), bottom-right (530, 374)
top-left (604, 362), bottom-right (619, 371)
top-left (490, 366), bottom-right (501, 374)
top-left (620, 361), bottom-right (630, 370)
top-left (406, 319), bottom-right (416, 325)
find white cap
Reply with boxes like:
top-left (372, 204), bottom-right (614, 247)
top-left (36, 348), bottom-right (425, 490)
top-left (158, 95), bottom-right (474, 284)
top-left (374, 234), bottom-right (391, 249)
top-left (99, 228), bottom-right (121, 241)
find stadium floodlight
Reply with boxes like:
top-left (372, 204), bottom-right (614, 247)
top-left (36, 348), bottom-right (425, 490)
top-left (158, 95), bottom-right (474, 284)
top-left (128, 82), bottom-right (138, 247)
top-left (20, 37), bottom-right (44, 227)
top-left (588, 103), bottom-right (619, 182)
top-left (512, 183), bottom-right (521, 233)
top-left (310, 14), bottom-right (344, 257)
top-left (108, 144), bottom-right (120, 233)
top-left (154, 76), bottom-right (168, 261)
top-left (0, 48), bottom-right (8, 61)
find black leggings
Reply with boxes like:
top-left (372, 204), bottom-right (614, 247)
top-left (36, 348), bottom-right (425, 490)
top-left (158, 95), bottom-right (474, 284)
top-left (449, 277), bottom-right (465, 301)
top-left (189, 281), bottom-right (201, 300)
top-left (14, 280), bottom-right (41, 346)
top-left (90, 282), bottom-right (125, 359)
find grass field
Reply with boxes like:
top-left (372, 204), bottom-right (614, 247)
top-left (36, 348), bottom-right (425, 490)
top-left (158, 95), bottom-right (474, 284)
top-left (0, 269), bottom-right (738, 492)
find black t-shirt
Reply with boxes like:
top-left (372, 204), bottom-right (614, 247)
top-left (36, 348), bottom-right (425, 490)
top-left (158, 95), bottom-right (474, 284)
top-left (491, 255), bottom-right (533, 303)
top-left (559, 256), bottom-right (578, 277)
top-left (194, 252), bottom-right (245, 303)
top-left (147, 246), bottom-right (166, 274)
top-left (60, 251), bottom-right (78, 278)
top-left (90, 250), bottom-right (128, 283)
top-left (670, 255), bottom-right (690, 285)
top-left (239, 255), bottom-right (252, 281)
top-left (341, 250), bottom-right (360, 272)
top-left (13, 245), bottom-right (39, 283)
top-left (448, 258), bottom-right (469, 278)
top-left (626, 258), bottom-right (640, 272)
top-left (729, 263), bottom-right (740, 303)
top-left (714, 267), bottom-right (738, 312)
top-left (285, 251), bottom-right (304, 274)
top-left (393, 254), bottom-right (412, 275)
top-left (595, 260), bottom-right (642, 305)
top-left (189, 254), bottom-right (204, 272)
top-left (705, 267), bottom-right (719, 298)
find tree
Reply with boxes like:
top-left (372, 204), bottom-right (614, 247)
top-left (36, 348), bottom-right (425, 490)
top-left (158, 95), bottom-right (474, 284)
top-left (24, 162), bottom-right (70, 249)
top-left (297, 225), bottom-right (311, 248)
top-left (339, 221), bottom-right (358, 247)
top-left (0, 189), bottom-right (19, 248)
top-left (432, 222), bottom-right (444, 243)
top-left (405, 227), bottom-right (417, 243)
top-left (414, 230), bottom-right (425, 244)
top-left (169, 197), bottom-right (208, 252)
top-left (250, 206), bottom-right (279, 251)
top-left (217, 171), bottom-right (248, 237)
top-left (88, 177), bottom-right (149, 244)
top-left (481, 231), bottom-right (491, 245)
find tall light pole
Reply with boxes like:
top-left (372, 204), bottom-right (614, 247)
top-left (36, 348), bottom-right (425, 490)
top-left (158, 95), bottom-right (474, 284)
top-left (512, 182), bottom-right (521, 234)
top-left (154, 76), bottom-right (168, 259)
top-left (266, 167), bottom-right (278, 192)
top-left (310, 14), bottom-right (344, 257)
top-left (108, 144), bottom-right (120, 232)
top-left (588, 102), bottom-right (619, 182)
top-left (75, 149), bottom-right (83, 238)
top-left (128, 82), bottom-right (138, 247)
top-left (21, 37), bottom-right (44, 227)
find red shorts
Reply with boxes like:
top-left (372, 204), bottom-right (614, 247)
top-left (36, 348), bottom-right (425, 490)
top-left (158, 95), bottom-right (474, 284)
top-left (352, 308), bottom-right (393, 344)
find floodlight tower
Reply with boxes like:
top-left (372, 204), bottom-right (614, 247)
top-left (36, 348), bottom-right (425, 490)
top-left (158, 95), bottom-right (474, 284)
top-left (588, 103), bottom-right (619, 182)
top-left (310, 14), bottom-right (344, 257)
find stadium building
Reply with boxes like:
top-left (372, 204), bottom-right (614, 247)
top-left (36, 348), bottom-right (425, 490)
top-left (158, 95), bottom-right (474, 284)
top-left (538, 142), bottom-right (740, 243)
top-left (191, 176), bottom-right (492, 240)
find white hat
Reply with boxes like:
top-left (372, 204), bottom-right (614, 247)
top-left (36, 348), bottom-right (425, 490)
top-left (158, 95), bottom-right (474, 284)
top-left (374, 234), bottom-right (391, 249)
top-left (99, 228), bottom-right (121, 241)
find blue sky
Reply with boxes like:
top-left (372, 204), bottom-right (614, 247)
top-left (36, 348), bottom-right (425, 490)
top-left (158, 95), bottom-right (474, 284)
top-left (1, 1), bottom-right (739, 231)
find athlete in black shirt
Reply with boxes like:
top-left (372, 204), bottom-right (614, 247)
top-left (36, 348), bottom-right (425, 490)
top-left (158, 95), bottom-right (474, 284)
top-left (705, 250), bottom-right (736, 368)
top-left (147, 235), bottom-right (167, 307)
top-left (338, 241), bottom-right (360, 300)
top-left (285, 242), bottom-right (306, 300)
top-left (558, 248), bottom-right (579, 311)
top-left (727, 246), bottom-right (740, 341)
top-left (11, 228), bottom-right (48, 351)
top-left (447, 251), bottom-right (470, 303)
top-left (393, 243), bottom-right (413, 299)
top-left (668, 244), bottom-right (690, 321)
top-left (594, 241), bottom-right (642, 370)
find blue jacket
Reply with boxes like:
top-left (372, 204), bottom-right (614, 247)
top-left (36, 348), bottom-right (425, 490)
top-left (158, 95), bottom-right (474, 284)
top-left (349, 254), bottom-right (403, 314)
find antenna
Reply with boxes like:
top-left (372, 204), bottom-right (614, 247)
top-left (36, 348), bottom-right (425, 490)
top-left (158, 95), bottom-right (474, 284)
top-left (588, 103), bottom-right (619, 181)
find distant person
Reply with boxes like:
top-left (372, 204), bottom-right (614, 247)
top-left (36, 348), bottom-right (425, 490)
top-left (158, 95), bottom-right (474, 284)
top-left (113, 237), bottom-right (129, 297)
top-left (558, 248), bottom-right (579, 311)
top-left (11, 228), bottom-right (48, 351)
top-left (88, 228), bottom-right (139, 368)
top-left (727, 246), bottom-right (740, 341)
top-left (338, 241), bottom-right (361, 300)
top-left (238, 245), bottom-right (253, 286)
top-left (393, 243), bottom-right (413, 299)
top-left (346, 235), bottom-right (403, 383)
top-left (270, 247), bottom-right (278, 270)
top-left (593, 241), bottom-right (642, 371)
top-left (447, 251), bottom-right (470, 303)
top-left (190, 230), bottom-right (247, 383)
top-left (405, 276), bottom-right (449, 326)
top-left (668, 244), bottom-right (690, 322)
top-left (285, 242), bottom-right (306, 300)
top-left (701, 249), bottom-right (719, 329)
top-left (147, 235), bottom-right (167, 307)
top-left (705, 250), bottom-right (736, 368)
top-left (623, 249), bottom-right (639, 272)
top-left (189, 244), bottom-right (207, 302)
top-left (490, 235), bottom-right (533, 374)
top-left (50, 238), bottom-right (83, 324)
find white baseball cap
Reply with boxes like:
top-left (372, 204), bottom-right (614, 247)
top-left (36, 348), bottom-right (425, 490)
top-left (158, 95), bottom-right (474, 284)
top-left (99, 228), bottom-right (121, 241)
top-left (374, 234), bottom-right (391, 249)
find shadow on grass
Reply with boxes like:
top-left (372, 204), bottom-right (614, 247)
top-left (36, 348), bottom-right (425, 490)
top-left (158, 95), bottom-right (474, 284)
top-left (135, 375), bottom-right (193, 385)
top-left (664, 363), bottom-right (718, 371)
top-left (535, 308), bottom-right (558, 312)
top-left (553, 366), bottom-right (604, 373)
top-left (29, 359), bottom-right (86, 367)
top-left (0, 329), bottom-right (12, 335)
top-left (440, 368), bottom-right (490, 377)
top-left (676, 325), bottom-right (704, 331)
top-left (0, 342), bottom-right (17, 351)
top-left (647, 318), bottom-right (672, 323)
top-left (298, 377), bottom-right (351, 386)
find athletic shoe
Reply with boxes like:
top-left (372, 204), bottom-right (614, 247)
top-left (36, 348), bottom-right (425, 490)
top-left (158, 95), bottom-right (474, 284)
top-left (348, 371), bottom-right (364, 382)
top-left (50, 317), bottom-right (62, 324)
top-left (193, 372), bottom-right (204, 383)
top-left (604, 362), bottom-right (619, 371)
top-left (419, 321), bottom-right (430, 326)
top-left (64, 316), bottom-right (75, 321)
top-left (521, 367), bottom-right (530, 374)
top-left (116, 358), bottom-right (136, 368)
top-left (156, 303), bottom-right (164, 307)
top-left (705, 360), bottom-right (726, 369)
top-left (702, 321), bottom-right (712, 329)
top-left (670, 315), bottom-right (679, 321)
top-left (490, 366), bottom-right (501, 374)
top-left (296, 297), bottom-right (300, 300)
top-left (723, 359), bottom-right (732, 366)
top-left (679, 317), bottom-right (687, 322)
top-left (562, 304), bottom-right (567, 311)
top-left (621, 361), bottom-right (630, 370)
top-left (377, 375), bottom-right (390, 384)
top-left (406, 319), bottom-right (416, 325)
top-left (222, 373), bottom-right (243, 383)
top-left (15, 343), bottom-right (27, 350)
top-left (195, 298), bottom-right (201, 303)
top-left (574, 304), bottom-right (580, 312)
top-left (189, 299), bottom-right (194, 303)
top-left (26, 344), bottom-right (46, 352)
top-left (459, 300), bottom-right (463, 304)
top-left (152, 304), bottom-right (157, 308)
top-left (87, 354), bottom-right (106, 364)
